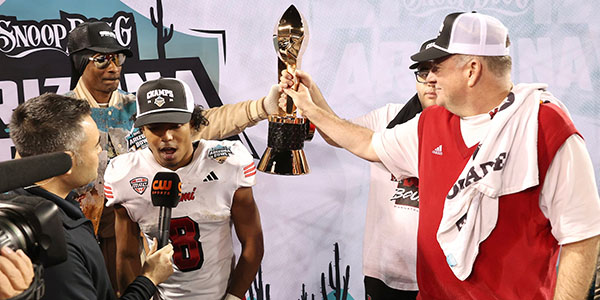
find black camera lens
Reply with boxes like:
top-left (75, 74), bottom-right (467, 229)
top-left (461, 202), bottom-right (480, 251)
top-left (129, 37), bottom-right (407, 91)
top-left (0, 210), bottom-right (36, 253)
top-left (0, 195), bottom-right (66, 267)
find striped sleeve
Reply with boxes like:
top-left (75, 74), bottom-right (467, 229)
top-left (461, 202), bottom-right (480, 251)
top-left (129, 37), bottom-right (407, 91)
top-left (243, 162), bottom-right (257, 178)
top-left (231, 141), bottom-right (256, 188)
top-left (103, 155), bottom-right (129, 207)
top-left (104, 184), bottom-right (114, 201)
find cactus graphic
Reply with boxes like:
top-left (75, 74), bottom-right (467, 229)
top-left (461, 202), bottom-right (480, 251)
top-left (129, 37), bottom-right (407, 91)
top-left (322, 243), bottom-right (350, 300)
top-left (248, 265), bottom-right (270, 300)
top-left (320, 272), bottom-right (328, 299)
top-left (300, 242), bottom-right (353, 300)
top-left (150, 0), bottom-right (173, 59)
top-left (299, 283), bottom-right (315, 300)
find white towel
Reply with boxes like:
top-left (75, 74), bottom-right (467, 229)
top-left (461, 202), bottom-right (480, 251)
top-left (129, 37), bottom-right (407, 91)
top-left (436, 83), bottom-right (570, 280)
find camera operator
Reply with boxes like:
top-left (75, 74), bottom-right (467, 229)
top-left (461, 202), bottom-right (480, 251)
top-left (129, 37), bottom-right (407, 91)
top-left (7, 93), bottom-right (174, 300)
top-left (0, 247), bottom-right (33, 300)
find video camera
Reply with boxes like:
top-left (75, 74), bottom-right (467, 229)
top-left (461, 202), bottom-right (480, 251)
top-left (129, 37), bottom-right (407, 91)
top-left (0, 152), bottom-right (72, 300)
top-left (0, 195), bottom-right (66, 266)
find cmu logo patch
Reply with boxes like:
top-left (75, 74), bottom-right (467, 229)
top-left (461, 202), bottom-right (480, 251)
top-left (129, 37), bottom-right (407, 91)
top-left (129, 177), bottom-right (149, 195)
top-left (208, 145), bottom-right (233, 164)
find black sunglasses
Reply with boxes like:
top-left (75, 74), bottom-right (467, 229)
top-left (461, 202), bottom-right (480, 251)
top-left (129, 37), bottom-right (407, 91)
top-left (88, 53), bottom-right (126, 69)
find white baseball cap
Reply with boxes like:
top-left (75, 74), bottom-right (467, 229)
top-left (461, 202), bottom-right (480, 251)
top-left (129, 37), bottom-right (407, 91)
top-left (410, 12), bottom-right (510, 62)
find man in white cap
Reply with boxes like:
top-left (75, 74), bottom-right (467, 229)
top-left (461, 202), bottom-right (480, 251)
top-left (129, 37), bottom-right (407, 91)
top-left (280, 11), bottom-right (600, 299)
top-left (282, 39), bottom-right (438, 300)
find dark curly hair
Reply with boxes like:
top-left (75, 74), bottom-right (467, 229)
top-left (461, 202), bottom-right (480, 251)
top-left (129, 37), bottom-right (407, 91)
top-left (189, 105), bottom-right (209, 130)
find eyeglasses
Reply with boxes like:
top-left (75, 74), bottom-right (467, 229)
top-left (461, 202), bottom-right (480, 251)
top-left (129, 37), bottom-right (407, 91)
top-left (414, 70), bottom-right (430, 83)
top-left (88, 53), bottom-right (126, 69)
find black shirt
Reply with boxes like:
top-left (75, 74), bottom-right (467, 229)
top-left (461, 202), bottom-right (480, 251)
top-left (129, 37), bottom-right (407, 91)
top-left (12, 187), bottom-right (156, 300)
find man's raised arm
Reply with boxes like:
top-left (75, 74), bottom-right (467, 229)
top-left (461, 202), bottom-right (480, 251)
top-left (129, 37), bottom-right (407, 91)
top-left (280, 78), bottom-right (380, 162)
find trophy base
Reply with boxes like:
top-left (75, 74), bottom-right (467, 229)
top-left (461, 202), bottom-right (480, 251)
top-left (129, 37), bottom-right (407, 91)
top-left (257, 147), bottom-right (309, 175)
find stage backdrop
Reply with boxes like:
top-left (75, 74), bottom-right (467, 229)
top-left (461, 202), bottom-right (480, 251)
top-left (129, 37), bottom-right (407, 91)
top-left (0, 0), bottom-right (599, 299)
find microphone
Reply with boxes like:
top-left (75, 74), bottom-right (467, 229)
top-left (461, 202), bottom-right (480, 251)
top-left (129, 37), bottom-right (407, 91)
top-left (0, 152), bottom-right (72, 193)
top-left (151, 172), bottom-right (182, 248)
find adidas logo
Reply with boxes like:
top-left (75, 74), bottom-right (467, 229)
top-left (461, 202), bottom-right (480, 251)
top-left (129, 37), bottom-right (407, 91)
top-left (432, 145), bottom-right (443, 156)
top-left (203, 171), bottom-right (219, 182)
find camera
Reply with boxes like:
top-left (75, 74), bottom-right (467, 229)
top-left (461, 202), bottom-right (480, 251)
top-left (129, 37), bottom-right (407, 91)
top-left (0, 152), bottom-right (71, 299)
top-left (0, 194), bottom-right (66, 267)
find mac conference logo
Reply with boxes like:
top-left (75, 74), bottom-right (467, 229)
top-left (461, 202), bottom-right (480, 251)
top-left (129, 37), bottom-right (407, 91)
top-left (130, 177), bottom-right (149, 195)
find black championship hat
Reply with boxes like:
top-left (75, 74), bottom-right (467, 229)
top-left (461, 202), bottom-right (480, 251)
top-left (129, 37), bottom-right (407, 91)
top-left (410, 12), bottom-right (509, 63)
top-left (67, 21), bottom-right (133, 56)
top-left (409, 39), bottom-right (436, 69)
top-left (135, 78), bottom-right (195, 128)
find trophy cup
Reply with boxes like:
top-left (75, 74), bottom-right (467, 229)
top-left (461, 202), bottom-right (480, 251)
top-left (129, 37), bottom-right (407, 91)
top-left (257, 5), bottom-right (314, 175)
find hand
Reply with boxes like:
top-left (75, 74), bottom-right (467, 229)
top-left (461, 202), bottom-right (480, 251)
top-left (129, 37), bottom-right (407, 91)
top-left (141, 238), bottom-right (174, 286)
top-left (278, 92), bottom-right (288, 112)
top-left (277, 92), bottom-right (304, 115)
top-left (263, 84), bottom-right (282, 115)
top-left (0, 247), bottom-right (34, 300)
top-left (281, 83), bottom-right (314, 117)
top-left (279, 69), bottom-right (314, 91)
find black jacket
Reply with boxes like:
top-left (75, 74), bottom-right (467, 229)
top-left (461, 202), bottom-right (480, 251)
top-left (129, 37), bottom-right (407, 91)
top-left (12, 187), bottom-right (156, 300)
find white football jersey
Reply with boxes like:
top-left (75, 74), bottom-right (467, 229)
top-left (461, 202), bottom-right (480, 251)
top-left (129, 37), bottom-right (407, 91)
top-left (104, 140), bottom-right (256, 299)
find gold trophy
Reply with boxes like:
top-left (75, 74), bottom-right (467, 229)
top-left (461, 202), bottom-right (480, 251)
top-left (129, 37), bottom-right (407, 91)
top-left (258, 5), bottom-right (314, 175)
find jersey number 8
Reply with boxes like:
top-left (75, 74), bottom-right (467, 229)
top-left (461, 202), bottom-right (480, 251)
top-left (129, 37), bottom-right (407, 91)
top-left (170, 216), bottom-right (204, 271)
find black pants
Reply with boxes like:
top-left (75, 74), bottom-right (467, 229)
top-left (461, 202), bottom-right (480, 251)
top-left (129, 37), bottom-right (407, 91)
top-left (364, 276), bottom-right (418, 300)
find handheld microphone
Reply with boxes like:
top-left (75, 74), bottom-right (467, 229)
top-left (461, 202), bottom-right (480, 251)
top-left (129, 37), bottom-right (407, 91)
top-left (0, 152), bottom-right (72, 193)
top-left (151, 172), bottom-right (182, 248)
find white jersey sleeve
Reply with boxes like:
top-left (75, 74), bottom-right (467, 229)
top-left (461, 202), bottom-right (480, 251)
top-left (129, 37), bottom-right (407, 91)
top-left (228, 141), bottom-right (256, 188)
top-left (371, 114), bottom-right (420, 179)
top-left (540, 134), bottom-right (600, 244)
top-left (103, 150), bottom-right (158, 225)
top-left (104, 151), bottom-right (141, 207)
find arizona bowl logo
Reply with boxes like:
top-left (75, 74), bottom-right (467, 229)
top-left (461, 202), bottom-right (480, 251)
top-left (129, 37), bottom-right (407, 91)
top-left (129, 177), bottom-right (149, 195)
top-left (208, 145), bottom-right (233, 164)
